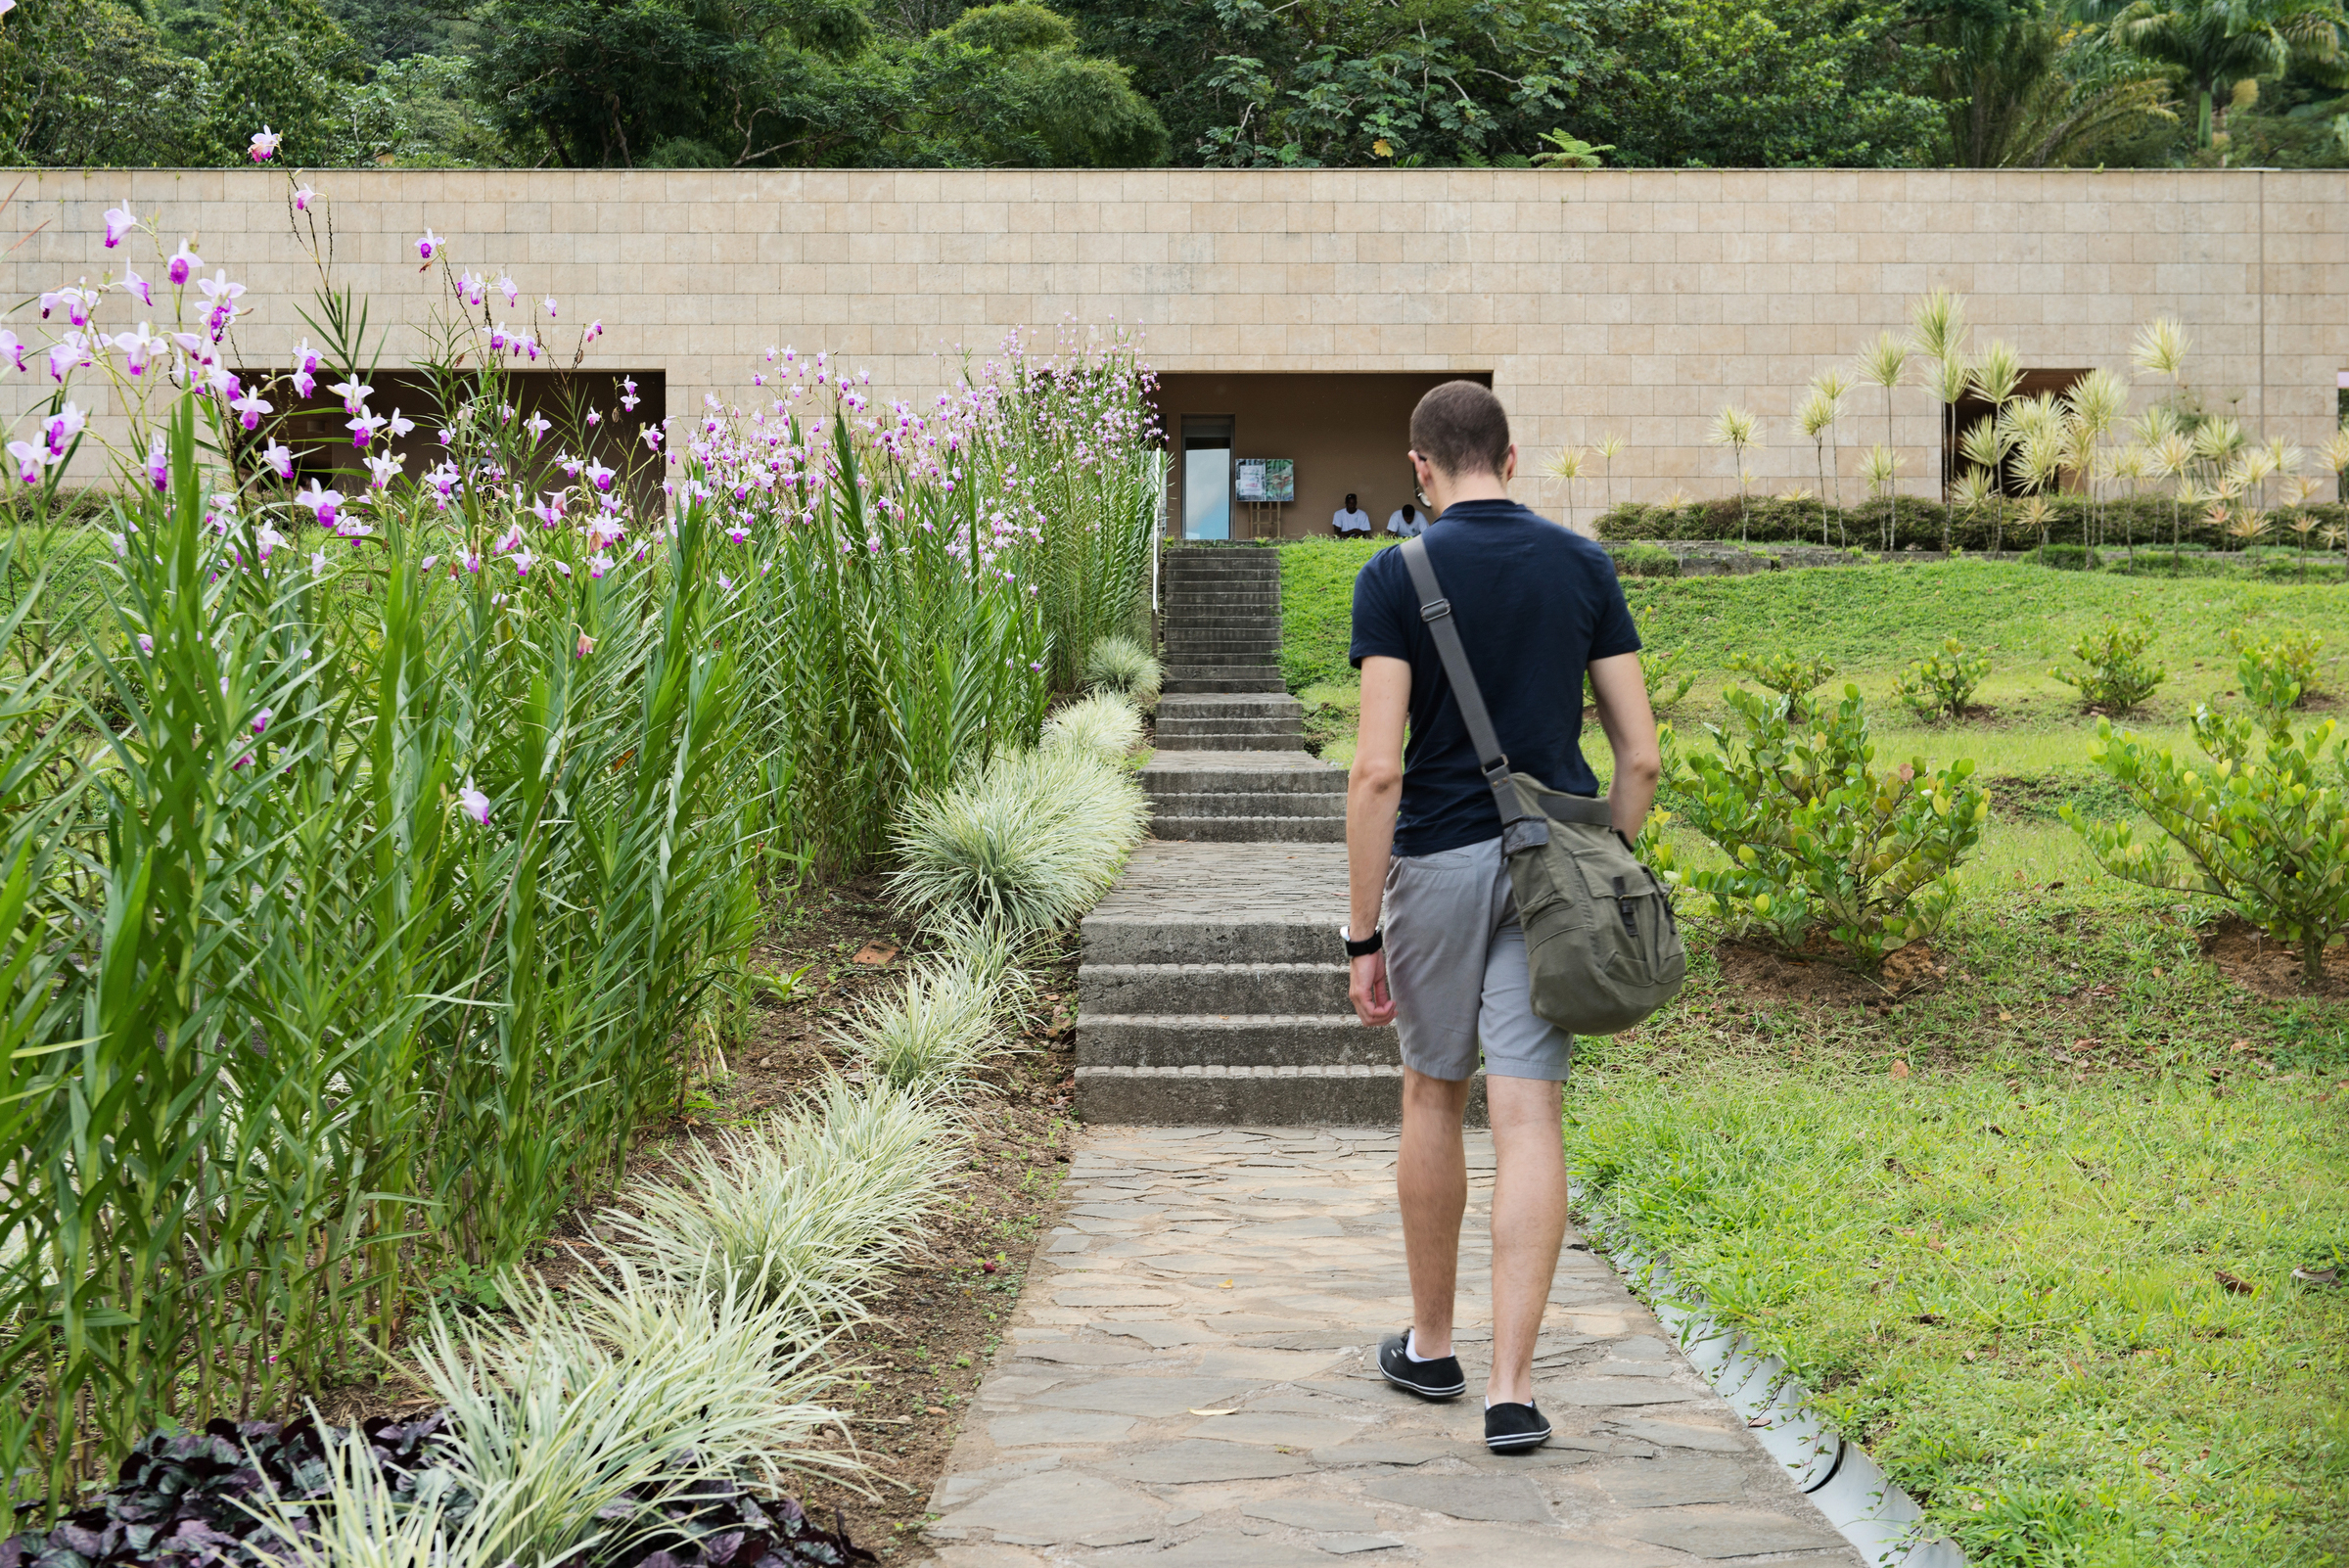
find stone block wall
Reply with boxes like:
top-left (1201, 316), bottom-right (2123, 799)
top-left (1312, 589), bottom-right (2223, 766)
top-left (5, 167), bottom-right (2343, 506)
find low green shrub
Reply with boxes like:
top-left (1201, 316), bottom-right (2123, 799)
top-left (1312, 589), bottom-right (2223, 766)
top-left (1611, 542), bottom-right (1680, 578)
top-left (2057, 615), bottom-right (2161, 714)
top-left (2050, 617), bottom-right (2166, 714)
top-left (2066, 711), bottom-right (2349, 984)
top-left (1040, 691), bottom-right (1144, 763)
top-left (1082, 633), bottom-right (1162, 702)
top-left (1725, 651), bottom-right (1836, 696)
top-left (2231, 627), bottom-right (2325, 734)
top-left (1593, 492), bottom-right (2349, 555)
top-left (1894, 638), bottom-right (1991, 721)
top-left (889, 746), bottom-right (1149, 938)
top-left (1664, 679), bottom-right (1988, 967)
top-left (2034, 542), bottom-right (2096, 571)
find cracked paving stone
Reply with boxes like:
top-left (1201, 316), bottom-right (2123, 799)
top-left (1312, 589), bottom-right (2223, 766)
top-left (930, 1470), bottom-right (1162, 1545)
top-left (1173, 1412), bottom-right (1365, 1448)
top-left (1316, 1535), bottom-right (1405, 1554)
top-left (1626, 1506), bottom-right (1851, 1558)
top-left (1543, 1376), bottom-right (1709, 1406)
top-left (1103, 1532), bottom-right (1332, 1568)
top-left (1581, 1455), bottom-right (1749, 1507)
top-left (1406, 1525), bottom-right (1684, 1566)
top-left (1008, 1342), bottom-right (1156, 1366)
top-left (1027, 1376), bottom-right (1261, 1417)
top-left (1094, 1319), bottom-right (1222, 1348)
top-left (987, 1411), bottom-right (1137, 1447)
top-left (1241, 1499), bottom-right (1381, 1531)
top-left (1364, 1472), bottom-right (1552, 1523)
top-left (1607, 1416), bottom-right (1750, 1453)
top-left (1106, 1437), bottom-right (1315, 1483)
top-left (1051, 1287), bottom-right (1184, 1308)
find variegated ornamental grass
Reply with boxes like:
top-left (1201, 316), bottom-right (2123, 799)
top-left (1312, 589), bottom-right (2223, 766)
top-left (0, 184), bottom-right (1162, 1509)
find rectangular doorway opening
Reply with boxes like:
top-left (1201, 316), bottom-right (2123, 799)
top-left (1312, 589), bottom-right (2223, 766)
top-left (1181, 415), bottom-right (1233, 540)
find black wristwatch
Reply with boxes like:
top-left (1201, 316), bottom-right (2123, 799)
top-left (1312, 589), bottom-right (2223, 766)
top-left (1341, 924), bottom-right (1383, 958)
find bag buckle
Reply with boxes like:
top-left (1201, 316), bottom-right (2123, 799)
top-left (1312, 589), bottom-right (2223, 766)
top-left (1419, 597), bottom-right (1453, 623)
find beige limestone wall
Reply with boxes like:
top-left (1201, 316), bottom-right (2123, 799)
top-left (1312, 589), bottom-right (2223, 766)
top-left (6, 167), bottom-right (2344, 511)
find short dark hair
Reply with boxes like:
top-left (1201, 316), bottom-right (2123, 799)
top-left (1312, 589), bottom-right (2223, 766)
top-left (1410, 382), bottom-right (1511, 479)
top-left (1345, 493), bottom-right (1358, 505)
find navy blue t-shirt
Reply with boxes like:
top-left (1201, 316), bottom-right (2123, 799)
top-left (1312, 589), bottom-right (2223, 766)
top-left (1348, 499), bottom-right (1640, 856)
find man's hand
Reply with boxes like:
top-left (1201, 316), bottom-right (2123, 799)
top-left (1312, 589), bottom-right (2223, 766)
top-left (1350, 949), bottom-right (1396, 1027)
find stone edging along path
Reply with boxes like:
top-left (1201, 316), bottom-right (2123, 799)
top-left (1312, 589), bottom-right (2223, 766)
top-left (919, 1127), bottom-right (1865, 1567)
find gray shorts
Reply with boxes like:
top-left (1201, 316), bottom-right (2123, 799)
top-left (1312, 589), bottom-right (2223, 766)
top-left (1382, 834), bottom-right (1573, 1084)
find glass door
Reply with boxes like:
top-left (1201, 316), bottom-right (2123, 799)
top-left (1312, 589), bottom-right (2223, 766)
top-left (1181, 416), bottom-right (1233, 540)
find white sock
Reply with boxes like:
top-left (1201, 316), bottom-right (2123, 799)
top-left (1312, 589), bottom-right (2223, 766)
top-left (1405, 1329), bottom-right (1443, 1362)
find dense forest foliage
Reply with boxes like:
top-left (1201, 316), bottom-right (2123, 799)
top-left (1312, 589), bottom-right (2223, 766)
top-left (1, 0), bottom-right (2343, 169)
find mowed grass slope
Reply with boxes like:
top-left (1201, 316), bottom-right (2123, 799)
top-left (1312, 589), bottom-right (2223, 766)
top-left (1277, 542), bottom-right (2349, 1564)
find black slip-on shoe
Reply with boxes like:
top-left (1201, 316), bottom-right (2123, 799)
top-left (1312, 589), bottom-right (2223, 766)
top-left (1376, 1329), bottom-right (1466, 1401)
top-left (1484, 1401), bottom-right (1553, 1453)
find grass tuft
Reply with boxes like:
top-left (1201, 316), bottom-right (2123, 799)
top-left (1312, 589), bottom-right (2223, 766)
top-left (1039, 692), bottom-right (1144, 765)
top-left (888, 746), bottom-right (1148, 939)
top-left (840, 958), bottom-right (1008, 1092)
top-left (1082, 633), bottom-right (1163, 703)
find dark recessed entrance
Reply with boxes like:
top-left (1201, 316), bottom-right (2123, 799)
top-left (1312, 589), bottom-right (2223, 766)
top-left (1153, 372), bottom-right (1493, 539)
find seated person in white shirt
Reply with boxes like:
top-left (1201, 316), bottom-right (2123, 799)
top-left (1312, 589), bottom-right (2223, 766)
top-left (1332, 493), bottom-right (1373, 535)
top-left (1385, 501), bottom-right (1428, 537)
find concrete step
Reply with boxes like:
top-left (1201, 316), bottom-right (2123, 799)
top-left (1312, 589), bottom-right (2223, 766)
top-left (1077, 1064), bottom-right (1487, 1128)
top-left (1151, 813), bottom-right (1346, 840)
top-left (1145, 791), bottom-right (1344, 818)
top-left (1155, 737), bottom-right (1308, 758)
top-left (1162, 673), bottom-right (1290, 694)
top-left (1159, 653), bottom-right (1285, 671)
top-left (1165, 622), bottom-right (1283, 637)
top-left (1155, 693), bottom-right (1303, 719)
top-left (1165, 641), bottom-right (1283, 659)
top-left (1157, 715), bottom-right (1303, 738)
top-left (1140, 753), bottom-right (1343, 793)
top-left (1082, 965), bottom-right (1354, 1018)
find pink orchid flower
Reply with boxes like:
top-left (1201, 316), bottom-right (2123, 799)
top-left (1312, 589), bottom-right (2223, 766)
top-left (6, 441), bottom-right (44, 484)
top-left (145, 437), bottom-right (168, 492)
top-left (511, 546), bottom-right (535, 576)
top-left (296, 480), bottom-right (343, 530)
top-left (167, 242), bottom-right (201, 286)
top-left (459, 270), bottom-right (484, 306)
top-left (584, 459), bottom-right (616, 492)
top-left (44, 403), bottom-right (85, 457)
top-left (294, 184), bottom-right (316, 211)
top-left (293, 368), bottom-right (317, 400)
top-left (496, 274), bottom-right (518, 305)
top-left (104, 204), bottom-right (136, 247)
top-left (120, 269), bottom-right (152, 307)
top-left (251, 708), bottom-right (273, 737)
top-left (329, 378), bottom-right (372, 414)
top-left (137, 634), bottom-right (154, 656)
top-left (385, 409), bottom-right (415, 440)
top-left (585, 319), bottom-right (603, 343)
top-left (347, 410), bottom-right (387, 448)
top-left (230, 390), bottom-right (272, 431)
top-left (587, 552), bottom-right (614, 578)
top-left (458, 780), bottom-right (490, 826)
top-left (249, 125), bottom-right (282, 162)
top-left (260, 439), bottom-right (294, 479)
top-left (416, 228), bottom-right (443, 261)
top-left (524, 412), bottom-right (550, 444)
top-left (542, 296), bottom-right (557, 319)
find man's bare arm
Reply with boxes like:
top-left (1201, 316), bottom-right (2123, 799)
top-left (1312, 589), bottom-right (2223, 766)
top-left (1587, 651), bottom-right (1662, 840)
top-left (1345, 655), bottom-right (1412, 1027)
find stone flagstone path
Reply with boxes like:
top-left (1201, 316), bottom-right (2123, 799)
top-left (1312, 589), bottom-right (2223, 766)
top-left (921, 1126), bottom-right (1861, 1566)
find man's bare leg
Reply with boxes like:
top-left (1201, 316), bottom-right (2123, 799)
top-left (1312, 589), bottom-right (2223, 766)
top-left (1398, 1067), bottom-right (1472, 1358)
top-left (1485, 1074), bottom-right (1567, 1406)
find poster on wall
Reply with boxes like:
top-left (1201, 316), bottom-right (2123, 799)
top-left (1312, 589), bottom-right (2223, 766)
top-left (1235, 458), bottom-right (1295, 503)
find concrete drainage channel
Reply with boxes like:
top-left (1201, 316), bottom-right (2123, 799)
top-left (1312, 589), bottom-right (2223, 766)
top-left (1576, 1194), bottom-right (1968, 1568)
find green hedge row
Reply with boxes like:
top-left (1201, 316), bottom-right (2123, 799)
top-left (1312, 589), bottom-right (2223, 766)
top-left (1594, 493), bottom-right (2349, 553)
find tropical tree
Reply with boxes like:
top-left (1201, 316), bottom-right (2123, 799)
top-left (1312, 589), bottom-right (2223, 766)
top-left (2109, 0), bottom-right (2348, 148)
top-left (1932, 0), bottom-right (2178, 165)
top-left (1710, 405), bottom-right (1760, 542)
top-left (1860, 331), bottom-right (1910, 548)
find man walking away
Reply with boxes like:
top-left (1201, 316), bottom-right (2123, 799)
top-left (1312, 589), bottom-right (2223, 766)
top-left (1332, 493), bottom-right (1373, 535)
top-left (1341, 381), bottom-right (1661, 1453)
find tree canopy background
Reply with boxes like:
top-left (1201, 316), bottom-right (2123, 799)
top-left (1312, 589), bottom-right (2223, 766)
top-left (1, 0), bottom-right (2342, 168)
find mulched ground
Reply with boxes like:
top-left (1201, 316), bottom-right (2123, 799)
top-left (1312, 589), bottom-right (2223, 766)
top-left (2199, 915), bottom-right (2349, 999)
top-left (1712, 933), bottom-right (1948, 1014)
top-left (310, 872), bottom-right (1082, 1565)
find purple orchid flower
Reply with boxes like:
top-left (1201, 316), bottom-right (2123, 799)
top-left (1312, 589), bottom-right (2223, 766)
top-left (296, 480), bottom-right (343, 530)
top-left (6, 441), bottom-right (44, 485)
top-left (584, 459), bottom-right (616, 492)
top-left (294, 184), bottom-right (316, 211)
top-left (168, 242), bottom-right (200, 285)
top-left (145, 437), bottom-right (168, 492)
top-left (458, 779), bottom-right (490, 826)
top-left (251, 708), bottom-right (273, 736)
top-left (416, 228), bottom-right (443, 262)
top-left (261, 439), bottom-right (294, 479)
top-left (348, 410), bottom-right (386, 448)
top-left (121, 269), bottom-right (153, 307)
top-left (249, 125), bottom-right (282, 162)
top-left (0, 331), bottom-right (23, 373)
top-left (231, 390), bottom-right (271, 431)
top-left (104, 204), bottom-right (136, 248)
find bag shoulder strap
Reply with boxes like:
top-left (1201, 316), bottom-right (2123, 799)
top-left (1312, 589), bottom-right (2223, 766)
top-left (1398, 536), bottom-right (1545, 844)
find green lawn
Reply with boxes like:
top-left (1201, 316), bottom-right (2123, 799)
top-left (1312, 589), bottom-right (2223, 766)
top-left (1278, 543), bottom-right (2349, 1564)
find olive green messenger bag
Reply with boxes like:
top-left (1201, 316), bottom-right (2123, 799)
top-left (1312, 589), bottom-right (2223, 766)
top-left (1396, 536), bottom-right (1686, 1036)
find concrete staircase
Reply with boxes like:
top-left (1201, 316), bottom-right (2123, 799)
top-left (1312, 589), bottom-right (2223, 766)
top-left (1074, 543), bottom-right (1484, 1127)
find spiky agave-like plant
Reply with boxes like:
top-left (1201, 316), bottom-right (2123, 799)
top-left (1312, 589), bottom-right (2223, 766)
top-left (1958, 415), bottom-right (2014, 555)
top-left (1859, 332), bottom-right (1911, 549)
top-left (1708, 406), bottom-right (1760, 543)
top-left (1543, 445), bottom-right (1587, 532)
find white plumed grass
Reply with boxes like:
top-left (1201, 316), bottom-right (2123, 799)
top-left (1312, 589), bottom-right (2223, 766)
top-left (407, 1256), bottom-right (860, 1567)
top-left (1082, 634), bottom-right (1162, 702)
top-left (1040, 692), bottom-right (1144, 764)
top-left (602, 1078), bottom-right (954, 1325)
top-left (842, 957), bottom-right (1006, 1091)
top-left (888, 746), bottom-right (1148, 938)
